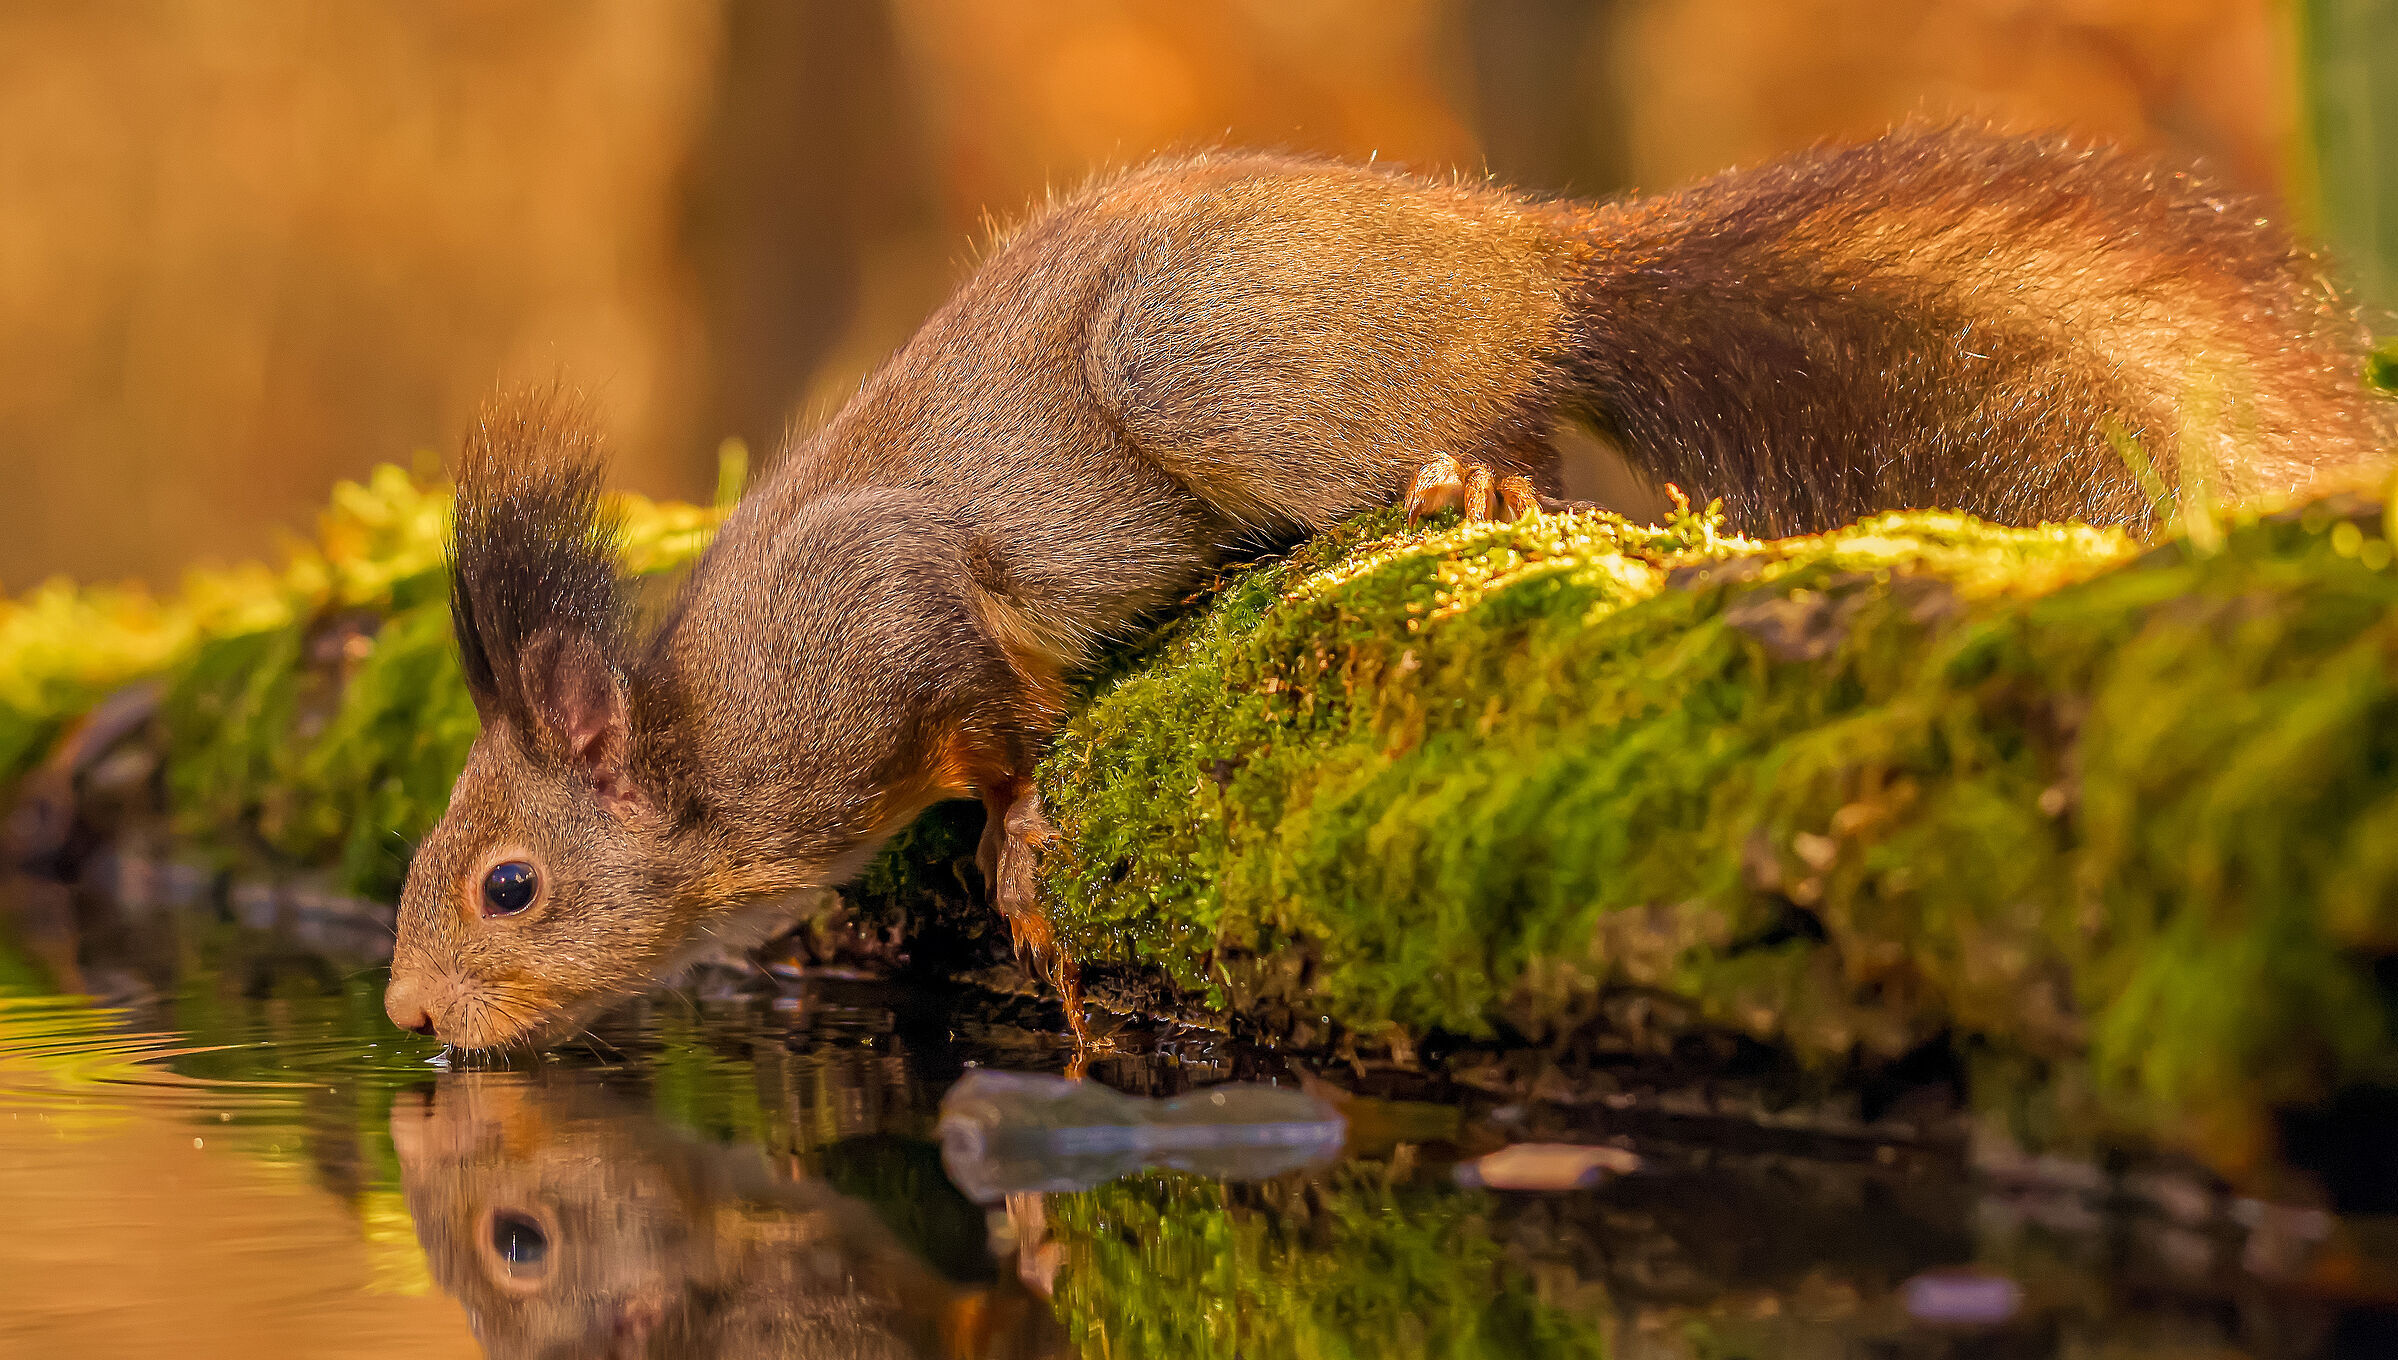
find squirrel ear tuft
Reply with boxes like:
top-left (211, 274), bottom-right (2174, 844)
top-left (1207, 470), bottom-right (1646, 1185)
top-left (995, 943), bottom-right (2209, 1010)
top-left (447, 389), bottom-right (630, 712)
top-left (448, 388), bottom-right (647, 811)
top-left (519, 626), bottom-right (643, 813)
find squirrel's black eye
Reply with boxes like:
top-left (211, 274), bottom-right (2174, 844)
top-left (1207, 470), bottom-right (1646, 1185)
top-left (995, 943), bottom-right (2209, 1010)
top-left (481, 861), bottom-right (538, 917)
top-left (489, 1210), bottom-right (548, 1276)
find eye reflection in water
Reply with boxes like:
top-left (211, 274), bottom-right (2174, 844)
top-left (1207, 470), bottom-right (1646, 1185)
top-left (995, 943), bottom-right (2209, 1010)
top-left (391, 1071), bottom-right (1062, 1360)
top-left (485, 1209), bottom-right (550, 1284)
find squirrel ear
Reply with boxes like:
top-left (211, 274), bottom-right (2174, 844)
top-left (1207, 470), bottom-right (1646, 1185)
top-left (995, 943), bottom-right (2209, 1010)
top-left (518, 627), bottom-right (642, 814)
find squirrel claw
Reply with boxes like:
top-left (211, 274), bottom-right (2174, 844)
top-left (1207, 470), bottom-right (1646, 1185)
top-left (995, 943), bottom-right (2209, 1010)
top-left (1400, 458), bottom-right (1457, 520)
top-left (1405, 455), bottom-right (1466, 521)
top-left (1497, 476), bottom-right (1546, 519)
top-left (1460, 463), bottom-right (1498, 521)
top-left (1008, 917), bottom-right (1092, 1045)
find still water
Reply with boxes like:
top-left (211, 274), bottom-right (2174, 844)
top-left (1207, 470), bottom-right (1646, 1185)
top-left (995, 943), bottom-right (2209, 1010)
top-left (2, 870), bottom-right (2394, 1360)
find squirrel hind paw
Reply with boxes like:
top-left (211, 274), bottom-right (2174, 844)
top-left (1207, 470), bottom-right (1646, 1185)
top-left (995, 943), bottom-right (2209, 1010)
top-left (1406, 456), bottom-right (1545, 525)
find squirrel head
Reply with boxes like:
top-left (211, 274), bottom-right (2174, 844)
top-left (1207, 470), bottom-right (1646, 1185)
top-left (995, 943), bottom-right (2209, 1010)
top-left (386, 392), bottom-right (710, 1052)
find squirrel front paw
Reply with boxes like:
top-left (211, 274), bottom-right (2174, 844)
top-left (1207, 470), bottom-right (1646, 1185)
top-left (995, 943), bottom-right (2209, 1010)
top-left (979, 785), bottom-right (1091, 1041)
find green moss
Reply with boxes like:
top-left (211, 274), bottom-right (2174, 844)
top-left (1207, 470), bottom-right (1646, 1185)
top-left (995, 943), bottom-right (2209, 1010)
top-left (289, 597), bottom-right (484, 896)
top-left (3, 462), bottom-right (720, 895)
top-left (1036, 495), bottom-right (2398, 1169)
top-left (2369, 338), bottom-right (2398, 394)
top-left (1047, 1171), bottom-right (1609, 1360)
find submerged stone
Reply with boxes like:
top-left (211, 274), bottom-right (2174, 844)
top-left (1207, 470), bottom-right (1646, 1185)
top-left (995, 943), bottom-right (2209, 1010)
top-left (937, 1070), bottom-right (1346, 1202)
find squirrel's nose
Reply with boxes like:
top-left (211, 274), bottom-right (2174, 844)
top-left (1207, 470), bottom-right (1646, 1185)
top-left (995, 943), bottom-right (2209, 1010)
top-left (384, 975), bottom-right (438, 1036)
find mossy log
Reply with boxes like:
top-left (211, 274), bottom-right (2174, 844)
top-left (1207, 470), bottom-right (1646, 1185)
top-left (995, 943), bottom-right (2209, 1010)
top-left (1035, 499), bottom-right (2398, 1176)
top-left (6, 467), bottom-right (2398, 1175)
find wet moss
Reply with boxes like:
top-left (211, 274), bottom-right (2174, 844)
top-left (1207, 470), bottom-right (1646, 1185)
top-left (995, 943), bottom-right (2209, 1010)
top-left (1036, 493), bottom-right (2398, 1171)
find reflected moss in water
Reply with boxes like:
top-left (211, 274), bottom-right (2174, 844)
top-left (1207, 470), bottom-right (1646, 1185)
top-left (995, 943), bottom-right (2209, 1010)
top-left (822, 1133), bottom-right (1005, 1284)
top-left (1050, 1171), bottom-right (1609, 1359)
top-left (645, 1015), bottom-right (777, 1145)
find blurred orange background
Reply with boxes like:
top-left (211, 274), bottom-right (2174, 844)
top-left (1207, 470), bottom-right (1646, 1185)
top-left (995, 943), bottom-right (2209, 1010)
top-left (0, 0), bottom-right (2322, 590)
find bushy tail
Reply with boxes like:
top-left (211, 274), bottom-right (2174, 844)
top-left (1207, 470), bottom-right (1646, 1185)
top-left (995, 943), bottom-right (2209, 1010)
top-left (1562, 122), bottom-right (2395, 535)
top-left (448, 387), bottom-right (627, 735)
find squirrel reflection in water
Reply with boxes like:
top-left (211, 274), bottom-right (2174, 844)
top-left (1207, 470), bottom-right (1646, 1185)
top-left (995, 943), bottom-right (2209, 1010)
top-left (390, 1074), bottom-right (1062, 1359)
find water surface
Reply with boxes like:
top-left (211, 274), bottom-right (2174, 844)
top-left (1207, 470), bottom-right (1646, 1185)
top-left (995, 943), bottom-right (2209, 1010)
top-left (3, 871), bottom-right (2393, 1359)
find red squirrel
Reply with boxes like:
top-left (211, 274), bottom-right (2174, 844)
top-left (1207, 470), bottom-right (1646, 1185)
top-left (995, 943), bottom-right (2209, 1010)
top-left (382, 124), bottom-right (2392, 1050)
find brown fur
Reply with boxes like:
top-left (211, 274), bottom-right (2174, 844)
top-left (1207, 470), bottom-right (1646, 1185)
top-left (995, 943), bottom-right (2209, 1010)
top-left (388, 124), bottom-right (2393, 1049)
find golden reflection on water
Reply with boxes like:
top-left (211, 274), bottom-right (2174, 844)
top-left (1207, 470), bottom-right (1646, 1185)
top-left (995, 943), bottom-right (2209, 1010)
top-left (0, 998), bottom-right (481, 1358)
top-left (0, 986), bottom-right (1062, 1360)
